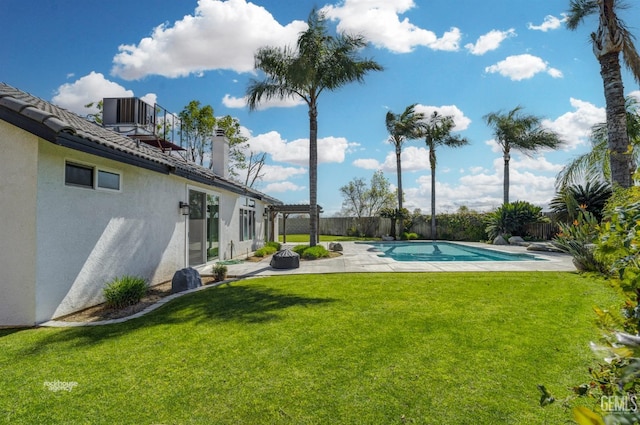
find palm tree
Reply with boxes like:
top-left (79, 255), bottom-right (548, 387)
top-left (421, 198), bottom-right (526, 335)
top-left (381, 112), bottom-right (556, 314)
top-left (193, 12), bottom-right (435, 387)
top-left (246, 9), bottom-right (382, 246)
top-left (484, 106), bottom-right (563, 205)
top-left (566, 0), bottom-right (640, 188)
top-left (421, 111), bottom-right (470, 239)
top-left (556, 96), bottom-right (640, 188)
top-left (385, 104), bottom-right (424, 239)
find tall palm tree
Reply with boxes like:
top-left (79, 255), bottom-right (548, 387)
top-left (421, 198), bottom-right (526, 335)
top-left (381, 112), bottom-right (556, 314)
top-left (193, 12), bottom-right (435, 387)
top-left (246, 9), bottom-right (382, 246)
top-left (556, 96), bottom-right (640, 188)
top-left (484, 106), bottom-right (563, 205)
top-left (385, 104), bottom-right (425, 211)
top-left (566, 0), bottom-right (640, 188)
top-left (384, 104), bottom-right (424, 239)
top-left (421, 111), bottom-right (470, 239)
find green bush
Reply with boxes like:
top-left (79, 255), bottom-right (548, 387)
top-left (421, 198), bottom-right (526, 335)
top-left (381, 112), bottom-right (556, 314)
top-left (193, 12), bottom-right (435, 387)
top-left (265, 241), bottom-right (281, 251)
top-left (103, 275), bottom-right (148, 309)
top-left (552, 209), bottom-right (606, 273)
top-left (254, 245), bottom-right (277, 257)
top-left (485, 201), bottom-right (548, 240)
top-left (433, 211), bottom-right (488, 241)
top-left (293, 244), bottom-right (329, 260)
top-left (402, 232), bottom-right (418, 240)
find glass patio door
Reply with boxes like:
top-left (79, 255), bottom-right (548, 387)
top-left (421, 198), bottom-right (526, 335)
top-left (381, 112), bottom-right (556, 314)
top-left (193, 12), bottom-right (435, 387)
top-left (188, 190), bottom-right (220, 266)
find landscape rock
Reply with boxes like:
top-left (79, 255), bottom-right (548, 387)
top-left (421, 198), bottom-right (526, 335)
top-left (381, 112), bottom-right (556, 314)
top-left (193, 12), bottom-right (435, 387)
top-left (329, 242), bottom-right (343, 252)
top-left (493, 235), bottom-right (509, 245)
top-left (171, 267), bottom-right (202, 293)
top-left (381, 235), bottom-right (395, 241)
top-left (508, 236), bottom-right (526, 246)
top-left (270, 249), bottom-right (300, 269)
top-left (526, 242), bottom-right (563, 253)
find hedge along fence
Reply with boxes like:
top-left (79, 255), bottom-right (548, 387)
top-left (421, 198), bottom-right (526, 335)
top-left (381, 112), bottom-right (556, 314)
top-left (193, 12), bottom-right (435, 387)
top-left (279, 215), bottom-right (559, 241)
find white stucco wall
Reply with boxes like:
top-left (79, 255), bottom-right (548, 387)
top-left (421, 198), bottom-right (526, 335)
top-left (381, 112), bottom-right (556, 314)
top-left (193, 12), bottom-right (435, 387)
top-left (0, 121), bottom-right (277, 325)
top-left (0, 121), bottom-right (37, 326)
top-left (35, 142), bottom-right (190, 322)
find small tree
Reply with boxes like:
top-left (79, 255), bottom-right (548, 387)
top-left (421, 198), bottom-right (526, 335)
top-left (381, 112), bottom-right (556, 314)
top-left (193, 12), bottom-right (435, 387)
top-left (179, 100), bottom-right (216, 166)
top-left (340, 171), bottom-right (395, 236)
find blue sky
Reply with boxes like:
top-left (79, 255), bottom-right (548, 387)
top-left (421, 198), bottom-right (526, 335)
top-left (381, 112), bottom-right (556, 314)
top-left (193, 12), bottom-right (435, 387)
top-left (2, 0), bottom-right (639, 215)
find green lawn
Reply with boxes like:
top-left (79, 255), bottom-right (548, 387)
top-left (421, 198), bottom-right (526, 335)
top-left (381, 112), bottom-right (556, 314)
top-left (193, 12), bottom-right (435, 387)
top-left (0, 272), bottom-right (620, 424)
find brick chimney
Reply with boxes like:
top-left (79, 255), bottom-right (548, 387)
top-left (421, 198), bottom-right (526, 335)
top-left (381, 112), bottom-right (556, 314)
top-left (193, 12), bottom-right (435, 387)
top-left (211, 129), bottom-right (229, 179)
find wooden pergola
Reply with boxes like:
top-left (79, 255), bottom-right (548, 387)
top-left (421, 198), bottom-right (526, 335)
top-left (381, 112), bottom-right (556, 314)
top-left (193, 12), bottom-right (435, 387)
top-left (266, 204), bottom-right (323, 244)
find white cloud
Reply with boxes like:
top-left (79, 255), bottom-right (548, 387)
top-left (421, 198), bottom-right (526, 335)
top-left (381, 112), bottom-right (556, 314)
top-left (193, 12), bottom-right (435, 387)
top-left (353, 158), bottom-right (381, 170)
top-left (629, 90), bottom-right (640, 102)
top-left (321, 0), bottom-right (461, 53)
top-left (247, 131), bottom-right (354, 166)
top-left (379, 146), bottom-right (430, 173)
top-left (414, 104), bottom-right (472, 131)
top-left (485, 54), bottom-right (563, 80)
top-left (222, 93), bottom-right (305, 110)
top-left (542, 98), bottom-right (605, 150)
top-left (527, 14), bottom-right (566, 32)
top-left (51, 72), bottom-right (155, 115)
top-left (259, 164), bottom-right (306, 182)
top-left (111, 0), bottom-right (306, 80)
top-left (262, 181), bottom-right (305, 193)
top-left (464, 29), bottom-right (515, 55)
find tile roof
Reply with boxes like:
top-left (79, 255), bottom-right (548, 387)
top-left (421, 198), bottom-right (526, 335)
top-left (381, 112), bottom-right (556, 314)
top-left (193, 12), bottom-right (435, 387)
top-left (0, 83), bottom-right (281, 204)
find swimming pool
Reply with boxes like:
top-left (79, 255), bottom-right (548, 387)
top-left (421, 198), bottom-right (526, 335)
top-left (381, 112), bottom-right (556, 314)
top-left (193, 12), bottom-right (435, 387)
top-left (360, 241), bottom-right (544, 262)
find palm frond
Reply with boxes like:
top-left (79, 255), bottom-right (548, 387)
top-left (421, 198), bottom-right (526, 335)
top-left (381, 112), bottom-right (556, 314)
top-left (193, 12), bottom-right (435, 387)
top-left (565, 0), bottom-right (599, 30)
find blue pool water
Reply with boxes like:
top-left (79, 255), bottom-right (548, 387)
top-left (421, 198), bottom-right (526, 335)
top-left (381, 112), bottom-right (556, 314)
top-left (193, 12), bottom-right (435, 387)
top-left (360, 241), bottom-right (544, 262)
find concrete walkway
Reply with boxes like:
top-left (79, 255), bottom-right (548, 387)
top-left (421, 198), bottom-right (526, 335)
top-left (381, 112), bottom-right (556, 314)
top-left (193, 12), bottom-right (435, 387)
top-left (40, 241), bottom-right (575, 328)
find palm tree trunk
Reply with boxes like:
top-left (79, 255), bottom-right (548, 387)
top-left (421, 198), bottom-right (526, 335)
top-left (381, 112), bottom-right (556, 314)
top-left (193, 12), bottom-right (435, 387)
top-left (395, 146), bottom-right (403, 239)
top-left (503, 150), bottom-right (510, 205)
top-left (600, 51), bottom-right (632, 188)
top-left (430, 147), bottom-right (437, 240)
top-left (395, 146), bottom-right (403, 210)
top-left (309, 102), bottom-right (318, 247)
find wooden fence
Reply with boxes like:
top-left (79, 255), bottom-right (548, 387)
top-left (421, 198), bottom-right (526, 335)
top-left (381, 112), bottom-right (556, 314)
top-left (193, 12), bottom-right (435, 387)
top-left (279, 216), bottom-right (559, 241)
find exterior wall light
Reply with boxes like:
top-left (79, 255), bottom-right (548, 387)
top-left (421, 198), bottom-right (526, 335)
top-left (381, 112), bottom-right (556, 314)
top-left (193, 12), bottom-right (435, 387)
top-left (179, 201), bottom-right (190, 215)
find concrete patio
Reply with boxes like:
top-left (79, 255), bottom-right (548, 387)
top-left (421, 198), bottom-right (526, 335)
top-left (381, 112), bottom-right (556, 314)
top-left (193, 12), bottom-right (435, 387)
top-left (202, 241), bottom-right (576, 277)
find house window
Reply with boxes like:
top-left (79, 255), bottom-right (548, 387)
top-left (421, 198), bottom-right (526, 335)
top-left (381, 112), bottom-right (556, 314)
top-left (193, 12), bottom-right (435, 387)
top-left (65, 162), bottom-right (94, 188)
top-left (97, 170), bottom-right (120, 190)
top-left (65, 161), bottom-right (121, 191)
top-left (239, 208), bottom-right (256, 241)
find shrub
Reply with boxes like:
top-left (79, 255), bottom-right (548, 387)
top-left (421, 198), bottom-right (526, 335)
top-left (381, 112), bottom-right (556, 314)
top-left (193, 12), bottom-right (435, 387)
top-left (552, 209), bottom-right (606, 273)
top-left (103, 275), bottom-right (148, 309)
top-left (293, 244), bottom-right (329, 260)
top-left (213, 263), bottom-right (228, 282)
top-left (254, 245), bottom-right (277, 257)
top-left (265, 241), bottom-right (281, 251)
top-left (485, 201), bottom-right (548, 240)
top-left (402, 232), bottom-right (418, 240)
top-left (435, 212), bottom-right (488, 241)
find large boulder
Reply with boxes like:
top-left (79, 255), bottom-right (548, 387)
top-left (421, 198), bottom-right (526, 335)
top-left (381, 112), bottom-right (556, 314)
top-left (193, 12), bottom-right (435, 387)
top-left (270, 249), bottom-right (300, 269)
top-left (171, 267), bottom-right (202, 293)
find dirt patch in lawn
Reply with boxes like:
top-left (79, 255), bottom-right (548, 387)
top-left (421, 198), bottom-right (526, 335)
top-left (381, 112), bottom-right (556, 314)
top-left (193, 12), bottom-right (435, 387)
top-left (56, 278), bottom-right (217, 323)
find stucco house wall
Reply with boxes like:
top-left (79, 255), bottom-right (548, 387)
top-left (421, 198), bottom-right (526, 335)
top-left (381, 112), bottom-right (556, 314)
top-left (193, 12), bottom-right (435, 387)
top-left (0, 83), bottom-right (281, 327)
top-left (0, 120), bottom-right (37, 326)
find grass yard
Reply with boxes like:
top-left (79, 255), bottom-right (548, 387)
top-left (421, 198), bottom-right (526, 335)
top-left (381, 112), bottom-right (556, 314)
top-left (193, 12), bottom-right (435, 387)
top-left (0, 272), bottom-right (621, 424)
